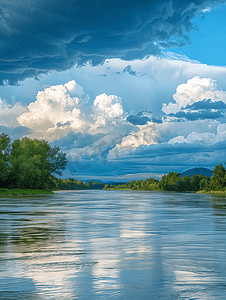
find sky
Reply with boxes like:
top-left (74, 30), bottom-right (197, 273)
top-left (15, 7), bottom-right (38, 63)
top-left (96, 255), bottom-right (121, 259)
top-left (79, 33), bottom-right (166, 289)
top-left (1, 0), bottom-right (226, 182)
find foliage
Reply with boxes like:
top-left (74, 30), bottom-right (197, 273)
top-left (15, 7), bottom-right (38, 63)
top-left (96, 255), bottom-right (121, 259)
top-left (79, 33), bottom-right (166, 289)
top-left (58, 178), bottom-right (104, 190)
top-left (1, 132), bottom-right (225, 194)
top-left (158, 172), bottom-right (181, 191)
top-left (0, 133), bottom-right (67, 190)
top-left (207, 164), bottom-right (226, 191)
top-left (0, 133), bottom-right (11, 185)
top-left (0, 188), bottom-right (54, 196)
top-left (173, 180), bottom-right (189, 192)
top-left (106, 168), bottom-right (223, 193)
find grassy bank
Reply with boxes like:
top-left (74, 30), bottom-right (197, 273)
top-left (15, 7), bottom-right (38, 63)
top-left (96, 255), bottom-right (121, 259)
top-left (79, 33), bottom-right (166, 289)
top-left (104, 187), bottom-right (132, 190)
top-left (0, 188), bottom-right (54, 196)
top-left (197, 190), bottom-right (226, 196)
top-left (106, 188), bottom-right (226, 196)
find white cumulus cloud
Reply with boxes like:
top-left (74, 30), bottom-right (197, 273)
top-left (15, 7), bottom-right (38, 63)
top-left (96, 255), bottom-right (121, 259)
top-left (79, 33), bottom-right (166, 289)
top-left (16, 80), bottom-right (129, 144)
top-left (162, 76), bottom-right (226, 114)
top-left (169, 123), bottom-right (226, 145)
top-left (17, 81), bottom-right (87, 141)
top-left (94, 94), bottom-right (123, 118)
top-left (108, 122), bottom-right (159, 159)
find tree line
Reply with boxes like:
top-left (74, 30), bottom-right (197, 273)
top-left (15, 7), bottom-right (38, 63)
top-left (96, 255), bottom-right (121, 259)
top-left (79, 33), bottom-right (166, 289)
top-left (1, 132), bottom-right (226, 193)
top-left (58, 178), bottom-right (104, 190)
top-left (105, 164), bottom-right (226, 192)
top-left (0, 133), bottom-right (67, 190)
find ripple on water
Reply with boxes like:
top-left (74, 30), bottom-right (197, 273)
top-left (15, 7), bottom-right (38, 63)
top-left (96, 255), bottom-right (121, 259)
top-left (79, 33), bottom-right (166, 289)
top-left (0, 190), bottom-right (226, 299)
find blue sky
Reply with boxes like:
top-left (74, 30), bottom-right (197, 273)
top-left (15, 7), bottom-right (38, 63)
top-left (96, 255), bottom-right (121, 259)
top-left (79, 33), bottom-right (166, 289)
top-left (169, 5), bottom-right (226, 66)
top-left (1, 0), bottom-right (226, 182)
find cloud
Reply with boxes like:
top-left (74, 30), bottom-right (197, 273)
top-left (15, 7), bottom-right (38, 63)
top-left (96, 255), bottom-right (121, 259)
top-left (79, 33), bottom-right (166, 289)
top-left (162, 76), bottom-right (226, 122)
top-left (14, 77), bottom-right (225, 165)
top-left (162, 76), bottom-right (226, 114)
top-left (127, 111), bottom-right (162, 125)
top-left (107, 122), bottom-right (160, 160)
top-left (51, 131), bottom-right (105, 150)
top-left (17, 80), bottom-right (89, 141)
top-left (121, 140), bottom-right (226, 171)
top-left (16, 81), bottom-right (134, 152)
top-left (0, 0), bottom-right (224, 84)
top-left (156, 119), bottom-right (219, 143)
top-left (0, 98), bottom-right (27, 127)
top-left (65, 139), bottom-right (226, 180)
top-left (93, 94), bottom-right (123, 119)
top-left (169, 123), bottom-right (226, 145)
top-left (1, 74), bottom-right (226, 181)
top-left (0, 125), bottom-right (32, 140)
top-left (13, 79), bottom-right (163, 169)
top-left (123, 65), bottom-right (142, 77)
top-left (3, 56), bottom-right (226, 119)
top-left (188, 99), bottom-right (226, 110)
top-left (62, 57), bottom-right (226, 117)
top-left (168, 109), bottom-right (224, 121)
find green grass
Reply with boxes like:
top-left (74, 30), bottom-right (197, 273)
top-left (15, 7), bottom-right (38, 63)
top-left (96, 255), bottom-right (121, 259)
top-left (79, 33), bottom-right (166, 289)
top-left (197, 190), bottom-right (226, 195)
top-left (0, 188), bottom-right (54, 196)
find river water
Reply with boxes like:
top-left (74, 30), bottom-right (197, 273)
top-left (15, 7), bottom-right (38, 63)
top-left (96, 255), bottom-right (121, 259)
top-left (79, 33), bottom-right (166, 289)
top-left (0, 190), bottom-right (226, 299)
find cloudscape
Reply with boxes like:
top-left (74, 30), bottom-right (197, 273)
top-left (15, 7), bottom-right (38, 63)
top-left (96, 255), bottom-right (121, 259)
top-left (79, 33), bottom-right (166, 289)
top-left (1, 0), bottom-right (226, 181)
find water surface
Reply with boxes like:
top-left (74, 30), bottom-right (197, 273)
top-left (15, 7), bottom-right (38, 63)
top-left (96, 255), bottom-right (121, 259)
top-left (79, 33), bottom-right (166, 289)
top-left (0, 190), bottom-right (226, 299)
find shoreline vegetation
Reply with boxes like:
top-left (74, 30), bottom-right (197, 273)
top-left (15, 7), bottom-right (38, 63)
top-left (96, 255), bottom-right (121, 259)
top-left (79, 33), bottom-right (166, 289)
top-left (0, 188), bottom-right (54, 196)
top-left (1, 133), bottom-right (226, 196)
top-left (103, 163), bottom-right (226, 196)
top-left (197, 190), bottom-right (226, 195)
top-left (104, 188), bottom-right (226, 196)
top-left (0, 133), bottom-right (67, 191)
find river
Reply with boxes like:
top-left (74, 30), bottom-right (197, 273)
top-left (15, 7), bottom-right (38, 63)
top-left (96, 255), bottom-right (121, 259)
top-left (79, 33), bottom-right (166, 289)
top-left (0, 190), bottom-right (226, 299)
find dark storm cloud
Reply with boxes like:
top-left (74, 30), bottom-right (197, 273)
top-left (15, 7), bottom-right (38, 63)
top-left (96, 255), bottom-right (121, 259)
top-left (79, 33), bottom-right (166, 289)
top-left (169, 110), bottom-right (224, 120)
top-left (0, 0), bottom-right (224, 84)
top-left (66, 141), bottom-right (226, 178)
top-left (123, 65), bottom-right (138, 76)
top-left (126, 141), bottom-right (226, 172)
top-left (127, 111), bottom-right (162, 125)
top-left (187, 99), bottom-right (226, 110)
top-left (167, 99), bottom-right (226, 120)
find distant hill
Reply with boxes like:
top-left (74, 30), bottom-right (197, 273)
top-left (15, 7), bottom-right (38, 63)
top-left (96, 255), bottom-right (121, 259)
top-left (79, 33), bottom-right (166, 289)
top-left (83, 179), bottom-right (104, 184)
top-left (180, 167), bottom-right (213, 178)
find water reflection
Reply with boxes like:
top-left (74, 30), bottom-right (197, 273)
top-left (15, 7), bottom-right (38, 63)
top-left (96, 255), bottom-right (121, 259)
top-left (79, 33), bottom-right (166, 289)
top-left (0, 191), bottom-right (226, 299)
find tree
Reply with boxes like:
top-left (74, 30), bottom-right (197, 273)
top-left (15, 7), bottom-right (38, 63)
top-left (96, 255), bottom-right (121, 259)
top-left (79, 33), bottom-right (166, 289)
top-left (48, 146), bottom-right (67, 176)
top-left (207, 164), bottom-right (226, 191)
top-left (159, 172), bottom-right (181, 191)
top-left (0, 133), bottom-right (11, 186)
top-left (174, 180), bottom-right (188, 192)
top-left (7, 137), bottom-right (67, 189)
top-left (182, 175), bottom-right (191, 190)
top-left (199, 177), bottom-right (209, 190)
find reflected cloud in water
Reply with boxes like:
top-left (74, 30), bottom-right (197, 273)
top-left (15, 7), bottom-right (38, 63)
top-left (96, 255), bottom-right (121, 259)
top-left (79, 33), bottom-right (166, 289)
top-left (0, 191), bottom-right (226, 299)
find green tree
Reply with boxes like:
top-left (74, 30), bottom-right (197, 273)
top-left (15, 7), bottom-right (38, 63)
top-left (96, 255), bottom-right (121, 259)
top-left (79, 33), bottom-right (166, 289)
top-left (0, 133), bottom-right (11, 186)
top-left (144, 177), bottom-right (160, 191)
top-left (174, 180), bottom-right (188, 192)
top-left (159, 172), bottom-right (181, 191)
top-left (7, 137), bottom-right (67, 189)
top-left (199, 177), bottom-right (209, 190)
top-left (207, 164), bottom-right (226, 191)
top-left (48, 146), bottom-right (67, 176)
top-left (182, 175), bottom-right (191, 190)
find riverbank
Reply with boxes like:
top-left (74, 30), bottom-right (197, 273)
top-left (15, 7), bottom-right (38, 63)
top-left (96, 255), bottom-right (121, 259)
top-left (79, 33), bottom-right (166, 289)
top-left (104, 187), bottom-right (132, 190)
top-left (105, 187), bottom-right (226, 196)
top-left (197, 190), bottom-right (226, 195)
top-left (0, 188), bottom-right (54, 196)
